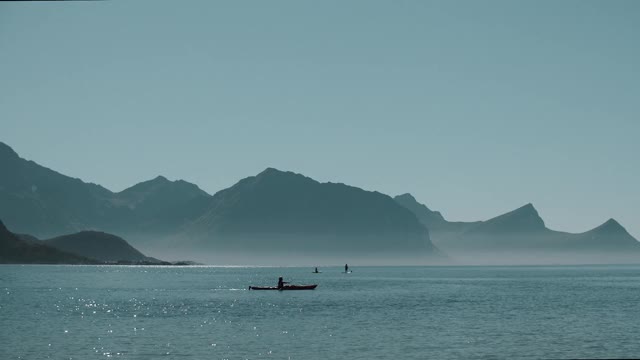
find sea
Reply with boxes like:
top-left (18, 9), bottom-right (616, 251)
top-left (1, 264), bottom-right (640, 359)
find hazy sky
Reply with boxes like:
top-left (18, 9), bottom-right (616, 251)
top-left (1, 1), bottom-right (638, 237)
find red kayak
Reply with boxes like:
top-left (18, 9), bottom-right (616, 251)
top-left (249, 284), bottom-right (318, 290)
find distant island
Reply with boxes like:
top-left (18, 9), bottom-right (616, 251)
top-left (1, 141), bottom-right (638, 265)
top-left (1, 219), bottom-right (96, 264)
top-left (1, 219), bottom-right (195, 265)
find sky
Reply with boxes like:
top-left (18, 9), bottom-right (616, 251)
top-left (1, 0), bottom-right (639, 238)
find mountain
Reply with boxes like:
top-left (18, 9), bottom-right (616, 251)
top-left (0, 219), bottom-right (95, 264)
top-left (0, 142), bottom-right (210, 238)
top-left (0, 141), bottom-right (116, 237)
top-left (395, 194), bottom-right (640, 262)
top-left (177, 168), bottom-right (442, 263)
top-left (465, 203), bottom-right (546, 234)
top-left (3, 140), bottom-right (638, 265)
top-left (2, 218), bottom-right (164, 264)
top-left (567, 218), bottom-right (640, 252)
top-left (450, 204), bottom-right (640, 253)
top-left (112, 175), bottom-right (212, 234)
top-left (393, 193), bottom-right (480, 233)
top-left (116, 175), bottom-right (208, 206)
top-left (394, 193), bottom-right (446, 229)
top-left (44, 231), bottom-right (153, 262)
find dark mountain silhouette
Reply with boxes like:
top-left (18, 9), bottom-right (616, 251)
top-left (117, 175), bottom-right (208, 206)
top-left (113, 175), bottom-right (212, 233)
top-left (44, 231), bottom-right (153, 262)
top-left (466, 203), bottom-right (546, 234)
top-left (452, 205), bottom-right (639, 252)
top-left (2, 141), bottom-right (639, 264)
top-left (0, 141), bottom-right (116, 237)
top-left (0, 219), bottom-right (95, 264)
top-left (566, 218), bottom-right (640, 251)
top-left (393, 193), bottom-right (480, 234)
top-left (395, 194), bottom-right (640, 259)
top-left (394, 193), bottom-right (446, 228)
top-left (2, 218), bottom-right (164, 264)
top-left (179, 168), bottom-right (442, 262)
top-left (0, 142), bottom-right (210, 238)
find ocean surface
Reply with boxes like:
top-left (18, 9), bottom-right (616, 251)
top-left (2, 265), bottom-right (640, 359)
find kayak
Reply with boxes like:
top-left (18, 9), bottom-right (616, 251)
top-left (249, 284), bottom-right (318, 291)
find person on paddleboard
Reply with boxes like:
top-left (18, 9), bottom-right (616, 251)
top-left (314, 267), bottom-right (319, 273)
top-left (345, 264), bottom-right (349, 273)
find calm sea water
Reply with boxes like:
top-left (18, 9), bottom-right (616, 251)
top-left (1, 265), bottom-right (640, 359)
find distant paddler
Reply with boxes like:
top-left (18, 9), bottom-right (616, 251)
top-left (277, 276), bottom-right (289, 290)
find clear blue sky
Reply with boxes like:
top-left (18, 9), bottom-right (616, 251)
top-left (1, 1), bottom-right (638, 237)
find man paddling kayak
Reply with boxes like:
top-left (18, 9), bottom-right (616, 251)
top-left (277, 277), bottom-right (289, 290)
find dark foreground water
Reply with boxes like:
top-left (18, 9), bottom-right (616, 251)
top-left (1, 265), bottom-right (640, 359)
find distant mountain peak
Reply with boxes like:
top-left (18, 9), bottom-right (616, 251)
top-left (129, 175), bottom-right (183, 187)
top-left (0, 142), bottom-right (19, 159)
top-left (605, 218), bottom-right (621, 226)
top-left (507, 203), bottom-right (541, 218)
top-left (519, 202), bottom-right (536, 211)
top-left (118, 175), bottom-right (210, 199)
top-left (250, 167), bottom-right (317, 185)
top-left (260, 167), bottom-right (281, 174)
top-left (592, 218), bottom-right (628, 234)
top-left (256, 167), bottom-right (294, 178)
top-left (395, 193), bottom-right (417, 202)
top-left (189, 168), bottom-right (440, 259)
top-left (466, 202), bottom-right (546, 234)
top-left (393, 193), bottom-right (446, 228)
top-left (505, 203), bottom-right (541, 217)
top-left (152, 175), bottom-right (169, 182)
top-left (394, 193), bottom-right (441, 214)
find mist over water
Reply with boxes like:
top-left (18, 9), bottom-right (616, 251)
top-left (2, 265), bottom-right (640, 359)
top-left (132, 236), bottom-right (640, 267)
top-left (433, 250), bottom-right (640, 266)
top-left (141, 249), bottom-right (449, 267)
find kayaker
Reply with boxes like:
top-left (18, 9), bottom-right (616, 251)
top-left (277, 277), bottom-right (289, 290)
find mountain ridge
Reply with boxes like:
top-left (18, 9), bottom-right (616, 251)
top-left (177, 167), bottom-right (442, 263)
top-left (0, 219), bottom-right (96, 264)
top-left (463, 203), bottom-right (547, 235)
top-left (44, 230), bottom-right (152, 262)
top-left (394, 194), bottom-right (640, 258)
top-left (0, 141), bottom-right (210, 238)
top-left (2, 141), bottom-right (638, 264)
